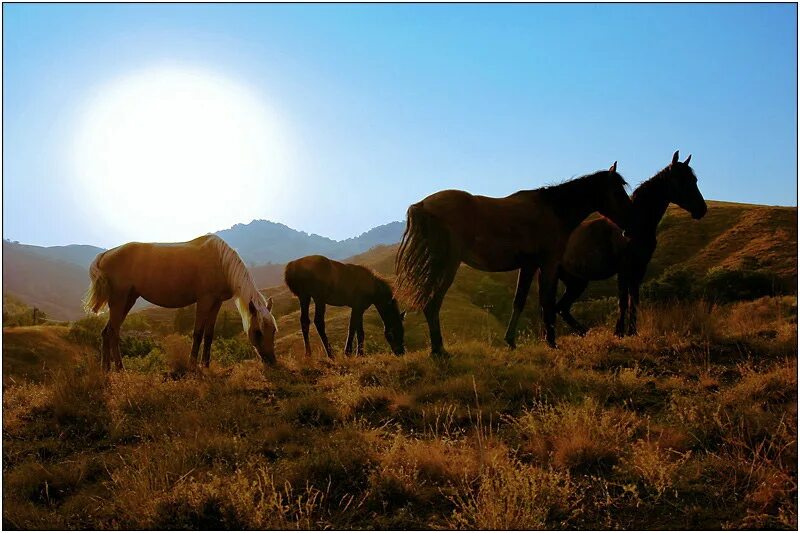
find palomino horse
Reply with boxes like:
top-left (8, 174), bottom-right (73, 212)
top-left (284, 255), bottom-right (405, 358)
top-left (396, 163), bottom-right (633, 354)
top-left (84, 234), bottom-right (278, 371)
top-left (557, 151), bottom-right (707, 336)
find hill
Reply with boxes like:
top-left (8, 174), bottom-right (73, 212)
top-left (1, 221), bottom-right (405, 320)
top-left (1, 240), bottom-right (105, 269)
top-left (2, 297), bottom-right (796, 529)
top-left (3, 201), bottom-right (795, 323)
top-left (1, 326), bottom-right (90, 384)
top-left (2, 241), bottom-right (97, 321)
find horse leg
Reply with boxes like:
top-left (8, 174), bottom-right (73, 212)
top-left (344, 308), bottom-right (357, 356)
top-left (627, 282), bottom-right (640, 336)
top-left (313, 299), bottom-right (334, 359)
top-left (424, 261), bottom-right (460, 357)
top-left (299, 295), bottom-right (312, 356)
top-left (201, 300), bottom-right (223, 368)
top-left (557, 275), bottom-right (590, 336)
top-left (504, 266), bottom-right (536, 349)
top-left (355, 311), bottom-right (365, 356)
top-left (539, 262), bottom-right (560, 348)
top-left (614, 277), bottom-right (629, 337)
top-left (190, 300), bottom-right (213, 367)
top-left (102, 289), bottom-right (137, 372)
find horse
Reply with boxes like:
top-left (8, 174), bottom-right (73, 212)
top-left (556, 151), bottom-right (707, 337)
top-left (395, 162), bottom-right (632, 354)
top-left (284, 255), bottom-right (405, 358)
top-left (83, 234), bottom-right (278, 372)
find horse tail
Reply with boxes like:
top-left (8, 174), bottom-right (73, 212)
top-left (84, 252), bottom-right (110, 314)
top-left (395, 202), bottom-right (452, 309)
top-left (283, 261), bottom-right (301, 297)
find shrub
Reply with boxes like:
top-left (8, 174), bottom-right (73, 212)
top-left (642, 266), bottom-right (699, 303)
top-left (211, 336), bottom-right (255, 366)
top-left (450, 454), bottom-right (572, 529)
top-left (120, 333), bottom-right (157, 358)
top-left (67, 315), bottom-right (105, 348)
top-left (700, 267), bottom-right (777, 303)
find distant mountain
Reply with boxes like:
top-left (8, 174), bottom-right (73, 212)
top-left (2, 221), bottom-right (406, 320)
top-left (6, 202), bottom-right (795, 324)
top-left (214, 220), bottom-right (405, 265)
top-left (2, 241), bottom-right (105, 269)
top-left (2, 241), bottom-right (94, 320)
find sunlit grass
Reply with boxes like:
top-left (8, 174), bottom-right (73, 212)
top-left (2, 297), bottom-right (797, 529)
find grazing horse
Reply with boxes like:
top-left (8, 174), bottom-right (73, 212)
top-left (557, 151), bottom-right (707, 337)
top-left (284, 255), bottom-right (405, 357)
top-left (396, 163), bottom-right (632, 354)
top-left (84, 234), bottom-right (278, 371)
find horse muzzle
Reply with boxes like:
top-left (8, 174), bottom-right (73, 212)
top-left (691, 204), bottom-right (708, 219)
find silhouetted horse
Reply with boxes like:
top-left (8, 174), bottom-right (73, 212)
top-left (84, 235), bottom-right (278, 372)
top-left (396, 163), bottom-right (632, 354)
top-left (557, 151), bottom-right (707, 336)
top-left (284, 255), bottom-right (405, 358)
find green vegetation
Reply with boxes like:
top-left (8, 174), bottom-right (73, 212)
top-left (3, 297), bottom-right (796, 529)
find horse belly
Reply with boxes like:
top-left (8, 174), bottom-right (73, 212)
top-left (136, 286), bottom-right (198, 309)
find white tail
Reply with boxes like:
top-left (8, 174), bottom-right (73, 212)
top-left (83, 252), bottom-right (110, 314)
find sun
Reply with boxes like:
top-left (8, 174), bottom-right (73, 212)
top-left (72, 66), bottom-right (290, 243)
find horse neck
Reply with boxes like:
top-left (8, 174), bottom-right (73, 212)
top-left (630, 178), bottom-right (671, 241)
top-left (557, 179), bottom-right (611, 230)
top-left (371, 280), bottom-right (395, 323)
top-left (226, 261), bottom-right (262, 330)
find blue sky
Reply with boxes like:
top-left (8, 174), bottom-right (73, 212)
top-left (3, 3), bottom-right (797, 247)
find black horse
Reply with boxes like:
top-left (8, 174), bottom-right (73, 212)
top-left (396, 163), bottom-right (632, 354)
top-left (556, 151), bottom-right (707, 336)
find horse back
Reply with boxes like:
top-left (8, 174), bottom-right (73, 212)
top-left (98, 240), bottom-right (227, 305)
top-left (419, 189), bottom-right (563, 271)
top-left (561, 218), bottom-right (628, 281)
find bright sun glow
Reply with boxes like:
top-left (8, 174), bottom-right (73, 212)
top-left (73, 66), bottom-right (291, 243)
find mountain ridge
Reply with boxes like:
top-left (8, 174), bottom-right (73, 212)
top-left (2, 201), bottom-right (796, 321)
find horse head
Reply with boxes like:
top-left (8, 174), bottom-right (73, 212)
top-left (666, 151), bottom-right (707, 219)
top-left (379, 297), bottom-right (406, 356)
top-left (247, 297), bottom-right (278, 366)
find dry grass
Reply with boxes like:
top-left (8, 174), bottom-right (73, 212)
top-left (2, 297), bottom-right (797, 529)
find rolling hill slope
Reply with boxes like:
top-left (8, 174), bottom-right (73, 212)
top-left (3, 201), bottom-right (796, 325)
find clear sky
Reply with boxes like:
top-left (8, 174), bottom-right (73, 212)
top-left (3, 3), bottom-right (797, 248)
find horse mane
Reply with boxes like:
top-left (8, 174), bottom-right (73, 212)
top-left (206, 235), bottom-right (276, 332)
top-left (535, 170), bottom-right (628, 204)
top-left (631, 166), bottom-right (672, 202)
top-left (372, 271), bottom-right (395, 303)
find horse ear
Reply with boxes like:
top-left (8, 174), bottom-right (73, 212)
top-left (266, 297), bottom-right (274, 312)
top-left (671, 150), bottom-right (680, 165)
top-left (248, 300), bottom-right (257, 316)
top-left (684, 154), bottom-right (692, 165)
top-left (609, 161), bottom-right (617, 173)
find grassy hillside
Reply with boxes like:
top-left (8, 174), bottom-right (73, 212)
top-left (4, 201), bottom-right (795, 322)
top-left (2, 242), bottom-right (92, 321)
top-left (2, 326), bottom-right (91, 384)
top-left (3, 298), bottom-right (796, 529)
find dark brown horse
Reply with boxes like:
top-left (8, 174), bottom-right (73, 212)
top-left (396, 163), bottom-right (632, 354)
top-left (285, 255), bottom-right (405, 357)
top-left (557, 151), bottom-right (707, 336)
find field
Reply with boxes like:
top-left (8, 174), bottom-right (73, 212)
top-left (3, 296), bottom-right (797, 529)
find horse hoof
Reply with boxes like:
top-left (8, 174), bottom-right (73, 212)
top-left (430, 349), bottom-right (450, 359)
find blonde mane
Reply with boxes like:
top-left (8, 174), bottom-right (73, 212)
top-left (207, 235), bottom-right (277, 332)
